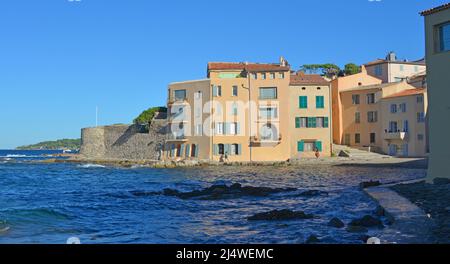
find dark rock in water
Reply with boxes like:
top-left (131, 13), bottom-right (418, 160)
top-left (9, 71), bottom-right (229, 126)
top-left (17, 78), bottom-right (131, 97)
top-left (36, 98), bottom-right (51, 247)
top-left (359, 181), bottom-right (382, 189)
top-left (346, 225), bottom-right (368, 233)
top-left (163, 184), bottom-right (297, 200)
top-left (248, 209), bottom-right (314, 221)
top-left (328, 217), bottom-right (345, 228)
top-left (305, 235), bottom-right (320, 244)
top-left (433, 178), bottom-right (450, 185)
top-left (298, 190), bottom-right (328, 197)
top-left (375, 206), bottom-right (385, 217)
top-left (349, 215), bottom-right (384, 228)
top-left (130, 190), bottom-right (161, 197)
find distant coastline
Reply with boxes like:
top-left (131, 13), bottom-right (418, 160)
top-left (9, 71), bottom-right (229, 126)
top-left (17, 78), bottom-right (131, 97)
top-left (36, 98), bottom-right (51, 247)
top-left (16, 138), bottom-right (81, 151)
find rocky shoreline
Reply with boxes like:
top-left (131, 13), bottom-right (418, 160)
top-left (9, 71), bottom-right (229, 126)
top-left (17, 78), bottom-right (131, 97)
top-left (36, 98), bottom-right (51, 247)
top-left (40, 154), bottom-right (428, 170)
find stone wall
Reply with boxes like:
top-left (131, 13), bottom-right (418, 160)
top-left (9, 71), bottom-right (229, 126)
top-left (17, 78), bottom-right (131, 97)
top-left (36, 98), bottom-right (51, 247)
top-left (80, 118), bottom-right (167, 161)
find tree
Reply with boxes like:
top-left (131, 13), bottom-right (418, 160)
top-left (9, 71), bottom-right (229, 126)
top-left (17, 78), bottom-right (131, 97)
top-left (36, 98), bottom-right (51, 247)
top-left (300, 64), bottom-right (341, 79)
top-left (133, 106), bottom-right (167, 125)
top-left (344, 63), bottom-right (361, 76)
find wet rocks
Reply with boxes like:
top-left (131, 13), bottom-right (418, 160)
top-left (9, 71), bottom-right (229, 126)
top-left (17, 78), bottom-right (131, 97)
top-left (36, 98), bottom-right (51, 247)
top-left (305, 235), bottom-right (320, 244)
top-left (163, 183), bottom-right (297, 200)
top-left (433, 178), bottom-right (450, 185)
top-left (130, 190), bottom-right (161, 197)
top-left (247, 209), bottom-right (314, 221)
top-left (374, 205), bottom-right (385, 217)
top-left (349, 215), bottom-right (384, 228)
top-left (359, 181), bottom-right (382, 189)
top-left (297, 190), bottom-right (328, 197)
top-left (328, 217), bottom-right (345, 229)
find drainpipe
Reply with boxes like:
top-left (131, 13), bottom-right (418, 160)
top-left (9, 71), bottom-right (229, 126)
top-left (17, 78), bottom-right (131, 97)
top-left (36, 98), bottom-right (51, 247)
top-left (248, 72), bottom-right (253, 164)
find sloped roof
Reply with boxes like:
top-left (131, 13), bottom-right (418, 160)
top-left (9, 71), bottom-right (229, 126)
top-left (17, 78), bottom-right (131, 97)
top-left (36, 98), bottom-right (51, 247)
top-left (290, 72), bottom-right (329, 85)
top-left (421, 3), bottom-right (450, 16)
top-left (340, 82), bottom-right (399, 93)
top-left (207, 62), bottom-right (290, 72)
top-left (383, 88), bottom-right (426, 99)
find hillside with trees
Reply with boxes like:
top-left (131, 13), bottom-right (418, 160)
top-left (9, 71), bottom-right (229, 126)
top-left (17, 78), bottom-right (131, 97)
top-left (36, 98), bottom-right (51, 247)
top-left (16, 139), bottom-right (81, 150)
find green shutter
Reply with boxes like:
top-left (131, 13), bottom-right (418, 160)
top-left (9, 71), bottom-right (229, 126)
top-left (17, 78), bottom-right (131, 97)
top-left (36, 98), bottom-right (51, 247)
top-left (180, 145), bottom-right (185, 157)
top-left (185, 144), bottom-right (190, 157)
top-left (308, 117), bottom-right (317, 128)
top-left (315, 141), bottom-right (323, 152)
top-left (213, 144), bottom-right (218, 156)
top-left (316, 96), bottom-right (324, 108)
top-left (297, 141), bottom-right (304, 152)
top-left (299, 96), bottom-right (308, 109)
top-left (194, 145), bottom-right (199, 157)
top-left (224, 144), bottom-right (230, 155)
top-left (324, 117), bottom-right (329, 128)
top-left (295, 117), bottom-right (300, 128)
top-left (223, 123), bottom-right (228, 135)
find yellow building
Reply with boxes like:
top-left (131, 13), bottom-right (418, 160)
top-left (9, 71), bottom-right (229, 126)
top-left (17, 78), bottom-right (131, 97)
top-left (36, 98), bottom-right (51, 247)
top-left (163, 58), bottom-right (332, 162)
top-left (339, 81), bottom-right (425, 156)
top-left (421, 3), bottom-right (450, 181)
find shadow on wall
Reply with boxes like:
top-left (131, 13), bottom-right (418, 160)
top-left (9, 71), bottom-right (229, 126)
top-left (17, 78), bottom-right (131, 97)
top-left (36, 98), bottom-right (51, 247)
top-left (112, 124), bottom-right (148, 147)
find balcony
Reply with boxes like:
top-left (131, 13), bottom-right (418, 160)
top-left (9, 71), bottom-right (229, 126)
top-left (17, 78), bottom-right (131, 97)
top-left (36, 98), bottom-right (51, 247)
top-left (166, 133), bottom-right (188, 142)
top-left (250, 134), bottom-right (282, 146)
top-left (383, 131), bottom-right (408, 141)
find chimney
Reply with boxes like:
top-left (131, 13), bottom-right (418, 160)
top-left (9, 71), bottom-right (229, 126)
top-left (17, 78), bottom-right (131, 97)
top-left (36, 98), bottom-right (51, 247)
top-left (280, 56), bottom-right (288, 67)
top-left (386, 51), bottom-right (397, 62)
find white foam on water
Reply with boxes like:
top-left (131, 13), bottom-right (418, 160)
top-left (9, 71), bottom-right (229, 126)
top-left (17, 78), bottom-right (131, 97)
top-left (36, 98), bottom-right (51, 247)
top-left (77, 164), bottom-right (106, 169)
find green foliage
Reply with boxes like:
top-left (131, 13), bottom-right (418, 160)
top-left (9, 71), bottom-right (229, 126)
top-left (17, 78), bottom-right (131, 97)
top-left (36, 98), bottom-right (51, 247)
top-left (344, 63), bottom-right (361, 75)
top-left (133, 106), bottom-right (167, 125)
top-left (17, 139), bottom-right (81, 150)
top-left (300, 64), bottom-right (341, 78)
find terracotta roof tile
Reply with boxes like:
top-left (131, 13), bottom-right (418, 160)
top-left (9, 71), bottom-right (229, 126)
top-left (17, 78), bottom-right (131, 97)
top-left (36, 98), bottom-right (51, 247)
top-left (384, 88), bottom-right (426, 99)
top-left (421, 3), bottom-right (450, 16)
top-left (290, 72), bottom-right (329, 85)
top-left (208, 62), bottom-right (290, 72)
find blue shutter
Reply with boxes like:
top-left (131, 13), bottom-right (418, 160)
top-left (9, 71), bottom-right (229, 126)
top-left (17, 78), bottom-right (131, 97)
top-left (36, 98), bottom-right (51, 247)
top-left (237, 144), bottom-right (242, 155)
top-left (297, 141), bottom-right (304, 152)
top-left (185, 144), bottom-right (191, 157)
top-left (170, 144), bottom-right (175, 157)
top-left (224, 144), bottom-right (230, 155)
top-left (194, 145), bottom-right (199, 157)
top-left (212, 86), bottom-right (217, 97)
top-left (236, 123), bottom-right (241, 135)
top-left (180, 145), bottom-right (185, 157)
top-left (315, 141), bottom-right (323, 152)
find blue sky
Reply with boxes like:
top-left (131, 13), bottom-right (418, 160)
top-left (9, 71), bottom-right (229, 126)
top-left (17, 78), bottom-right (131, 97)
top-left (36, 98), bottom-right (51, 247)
top-left (0, 0), bottom-right (446, 149)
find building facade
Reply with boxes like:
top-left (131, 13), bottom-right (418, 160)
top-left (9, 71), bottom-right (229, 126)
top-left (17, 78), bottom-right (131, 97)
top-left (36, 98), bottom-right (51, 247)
top-left (339, 81), bottom-right (425, 156)
top-left (364, 52), bottom-right (426, 83)
top-left (421, 3), bottom-right (450, 181)
top-left (163, 58), bottom-right (332, 162)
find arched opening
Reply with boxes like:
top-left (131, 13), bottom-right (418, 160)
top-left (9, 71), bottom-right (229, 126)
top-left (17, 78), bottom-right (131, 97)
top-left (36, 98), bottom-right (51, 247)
top-left (260, 123), bottom-right (279, 141)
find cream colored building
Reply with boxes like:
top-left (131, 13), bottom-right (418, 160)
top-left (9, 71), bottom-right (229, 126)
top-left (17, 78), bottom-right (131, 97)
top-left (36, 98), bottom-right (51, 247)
top-left (339, 81), bottom-right (425, 156)
top-left (163, 58), bottom-right (332, 162)
top-left (380, 89), bottom-right (428, 157)
top-left (365, 52), bottom-right (426, 83)
top-left (421, 3), bottom-right (450, 181)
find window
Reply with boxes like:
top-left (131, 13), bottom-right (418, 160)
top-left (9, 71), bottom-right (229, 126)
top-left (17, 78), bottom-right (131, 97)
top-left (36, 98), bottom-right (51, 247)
top-left (390, 104), bottom-right (397, 113)
top-left (231, 102), bottom-right (238, 115)
top-left (307, 117), bottom-right (317, 128)
top-left (278, 72), bottom-right (285, 79)
top-left (261, 73), bottom-right (267, 80)
top-left (195, 91), bottom-right (202, 100)
top-left (355, 133), bottom-right (361, 144)
top-left (368, 111), bottom-right (378, 123)
top-left (218, 144), bottom-right (225, 155)
top-left (389, 121), bottom-right (398, 133)
top-left (299, 96), bottom-right (308, 108)
top-left (260, 124), bottom-right (278, 141)
top-left (417, 112), bottom-right (425, 123)
top-left (270, 73), bottom-right (275, 79)
top-left (403, 120), bottom-right (409, 133)
top-left (399, 103), bottom-right (407, 113)
top-left (316, 96), bottom-right (325, 109)
top-left (229, 122), bottom-right (238, 135)
top-left (230, 144), bottom-right (240, 155)
top-left (437, 22), bottom-right (450, 52)
top-left (417, 95), bottom-right (424, 103)
top-left (298, 141), bottom-right (322, 152)
top-left (232, 86), bottom-right (238, 97)
top-left (375, 65), bottom-right (383, 76)
top-left (303, 142), bottom-right (316, 152)
top-left (370, 133), bottom-right (376, 144)
top-left (367, 93), bottom-right (375, 104)
top-left (174, 90), bottom-right (187, 101)
top-left (315, 117), bottom-right (329, 128)
top-left (418, 134), bottom-right (424, 141)
top-left (295, 117), bottom-right (308, 128)
top-left (251, 73), bottom-right (257, 80)
top-left (259, 87), bottom-right (277, 99)
top-left (212, 85), bottom-right (222, 97)
top-left (215, 122), bottom-right (224, 135)
top-left (352, 94), bottom-right (360, 105)
top-left (355, 112), bottom-right (361, 124)
top-left (259, 107), bottom-right (278, 119)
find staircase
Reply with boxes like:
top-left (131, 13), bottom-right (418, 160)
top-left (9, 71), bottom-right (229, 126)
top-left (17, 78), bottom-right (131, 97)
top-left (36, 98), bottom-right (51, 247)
top-left (333, 144), bottom-right (392, 159)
